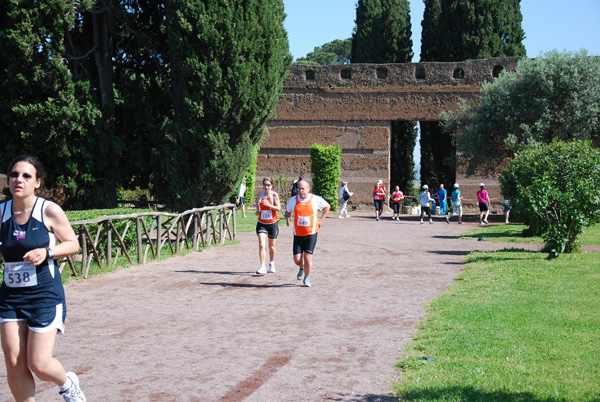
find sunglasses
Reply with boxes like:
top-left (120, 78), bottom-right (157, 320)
top-left (9, 172), bottom-right (34, 180)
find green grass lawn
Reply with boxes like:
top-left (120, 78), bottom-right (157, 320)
top-left (459, 223), bottom-right (600, 247)
top-left (394, 228), bottom-right (600, 401)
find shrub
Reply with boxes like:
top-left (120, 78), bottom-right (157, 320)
top-left (309, 144), bottom-right (342, 211)
top-left (500, 140), bottom-right (600, 258)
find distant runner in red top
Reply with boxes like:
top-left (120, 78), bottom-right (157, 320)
top-left (373, 180), bottom-right (386, 221)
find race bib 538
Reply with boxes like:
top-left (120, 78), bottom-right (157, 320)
top-left (3, 262), bottom-right (38, 288)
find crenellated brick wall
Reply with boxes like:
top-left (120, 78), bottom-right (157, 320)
top-left (258, 58), bottom-right (520, 211)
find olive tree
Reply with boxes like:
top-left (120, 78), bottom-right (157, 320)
top-left (446, 50), bottom-right (600, 176)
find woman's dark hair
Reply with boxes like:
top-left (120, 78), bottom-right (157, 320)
top-left (8, 155), bottom-right (68, 205)
top-left (263, 177), bottom-right (273, 186)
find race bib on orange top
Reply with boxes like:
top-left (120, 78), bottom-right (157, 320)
top-left (293, 194), bottom-right (319, 236)
top-left (257, 192), bottom-right (279, 224)
top-left (261, 210), bottom-right (273, 221)
top-left (4, 261), bottom-right (38, 288)
top-left (297, 215), bottom-right (311, 227)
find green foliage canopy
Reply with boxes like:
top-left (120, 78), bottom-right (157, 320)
top-left (446, 50), bottom-right (600, 175)
top-left (0, 0), bottom-right (102, 207)
top-left (156, 0), bottom-right (291, 210)
top-left (352, 0), bottom-right (413, 63)
top-left (295, 38), bottom-right (352, 65)
top-left (1, 1), bottom-right (290, 211)
top-left (500, 140), bottom-right (600, 258)
top-left (420, 0), bottom-right (525, 62)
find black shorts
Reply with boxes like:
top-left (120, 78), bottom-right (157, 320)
top-left (478, 202), bottom-right (489, 212)
top-left (392, 203), bottom-right (402, 213)
top-left (374, 199), bottom-right (383, 211)
top-left (238, 197), bottom-right (245, 205)
top-left (256, 221), bottom-right (279, 239)
top-left (293, 233), bottom-right (318, 255)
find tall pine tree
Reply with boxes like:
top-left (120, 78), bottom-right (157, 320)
top-left (352, 0), bottom-right (417, 194)
top-left (419, 0), bottom-right (526, 188)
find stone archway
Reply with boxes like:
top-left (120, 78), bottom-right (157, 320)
top-left (259, 57), bottom-right (520, 207)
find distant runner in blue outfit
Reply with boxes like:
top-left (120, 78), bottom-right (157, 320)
top-left (437, 184), bottom-right (447, 215)
top-left (447, 183), bottom-right (463, 224)
top-left (0, 155), bottom-right (85, 401)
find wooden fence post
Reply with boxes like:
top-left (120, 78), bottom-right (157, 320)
top-left (136, 217), bottom-right (142, 264)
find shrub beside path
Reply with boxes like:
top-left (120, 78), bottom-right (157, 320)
top-left (0, 212), bottom-right (543, 402)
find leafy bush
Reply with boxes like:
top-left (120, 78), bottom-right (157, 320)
top-left (310, 144), bottom-right (342, 211)
top-left (500, 140), bottom-right (600, 258)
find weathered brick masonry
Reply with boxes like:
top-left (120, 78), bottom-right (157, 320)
top-left (259, 58), bottom-right (520, 210)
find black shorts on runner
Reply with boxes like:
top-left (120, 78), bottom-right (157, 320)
top-left (392, 203), bottom-right (402, 214)
top-left (293, 233), bottom-right (318, 255)
top-left (256, 221), bottom-right (279, 239)
top-left (478, 202), bottom-right (489, 212)
top-left (373, 199), bottom-right (383, 211)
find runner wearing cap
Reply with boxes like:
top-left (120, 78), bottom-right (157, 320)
top-left (419, 184), bottom-right (434, 224)
top-left (447, 183), bottom-right (463, 224)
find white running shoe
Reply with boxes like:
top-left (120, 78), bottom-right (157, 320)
top-left (60, 372), bottom-right (86, 402)
top-left (303, 277), bottom-right (311, 287)
top-left (268, 263), bottom-right (276, 273)
top-left (297, 268), bottom-right (305, 280)
top-left (256, 265), bottom-right (267, 275)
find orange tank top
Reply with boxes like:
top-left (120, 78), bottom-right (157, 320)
top-left (293, 194), bottom-right (319, 236)
top-left (257, 192), bottom-right (279, 224)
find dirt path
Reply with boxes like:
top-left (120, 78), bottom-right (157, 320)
top-left (0, 212), bottom-right (543, 402)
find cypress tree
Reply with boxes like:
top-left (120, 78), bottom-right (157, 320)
top-left (353, 0), bottom-right (417, 194)
top-left (351, 0), bottom-right (385, 63)
top-left (382, 0), bottom-right (413, 63)
top-left (419, 0), bottom-right (526, 188)
top-left (0, 0), bottom-right (102, 207)
top-left (158, 0), bottom-right (292, 209)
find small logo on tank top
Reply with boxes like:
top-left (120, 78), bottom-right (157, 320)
top-left (13, 229), bottom-right (26, 240)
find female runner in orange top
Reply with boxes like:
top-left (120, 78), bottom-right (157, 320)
top-left (255, 177), bottom-right (281, 274)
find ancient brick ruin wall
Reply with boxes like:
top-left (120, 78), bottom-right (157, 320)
top-left (258, 58), bottom-right (520, 209)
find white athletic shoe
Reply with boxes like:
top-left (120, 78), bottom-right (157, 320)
top-left (297, 268), bottom-right (305, 280)
top-left (60, 372), bottom-right (86, 402)
top-left (268, 263), bottom-right (276, 273)
top-left (303, 277), bottom-right (311, 287)
top-left (256, 265), bottom-right (267, 275)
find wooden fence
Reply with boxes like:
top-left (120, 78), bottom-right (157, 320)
top-left (62, 204), bottom-right (236, 279)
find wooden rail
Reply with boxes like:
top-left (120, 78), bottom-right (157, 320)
top-left (62, 204), bottom-right (237, 279)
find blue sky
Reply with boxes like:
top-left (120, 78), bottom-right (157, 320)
top-left (283, 0), bottom-right (600, 62)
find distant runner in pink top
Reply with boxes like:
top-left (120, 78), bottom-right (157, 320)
top-left (476, 183), bottom-right (491, 225)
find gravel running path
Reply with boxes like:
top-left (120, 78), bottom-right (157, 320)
top-left (0, 212), bottom-right (545, 402)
